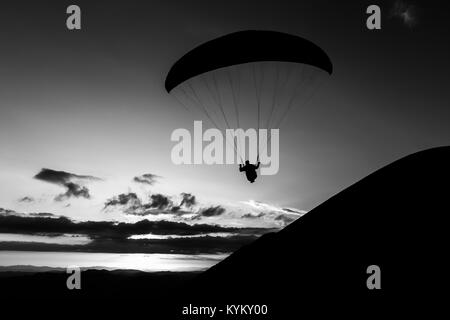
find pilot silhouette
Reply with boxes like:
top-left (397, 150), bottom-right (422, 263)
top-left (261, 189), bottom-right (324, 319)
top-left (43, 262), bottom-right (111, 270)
top-left (239, 160), bottom-right (260, 183)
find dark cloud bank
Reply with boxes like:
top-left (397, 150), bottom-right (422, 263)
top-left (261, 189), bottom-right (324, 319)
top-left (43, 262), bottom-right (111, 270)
top-left (0, 213), bottom-right (276, 254)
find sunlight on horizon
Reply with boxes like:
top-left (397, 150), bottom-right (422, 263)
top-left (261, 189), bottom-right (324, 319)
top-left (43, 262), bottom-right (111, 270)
top-left (0, 251), bottom-right (229, 272)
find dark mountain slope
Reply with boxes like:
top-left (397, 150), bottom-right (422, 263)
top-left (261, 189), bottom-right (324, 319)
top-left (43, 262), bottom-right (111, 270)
top-left (189, 147), bottom-right (450, 315)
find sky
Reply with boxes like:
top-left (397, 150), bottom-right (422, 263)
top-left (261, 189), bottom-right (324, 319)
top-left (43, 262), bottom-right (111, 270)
top-left (0, 1), bottom-right (449, 259)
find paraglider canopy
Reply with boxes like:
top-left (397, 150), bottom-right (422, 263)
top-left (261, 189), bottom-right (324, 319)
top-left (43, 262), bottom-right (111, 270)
top-left (165, 30), bottom-right (333, 165)
top-left (165, 30), bottom-right (333, 93)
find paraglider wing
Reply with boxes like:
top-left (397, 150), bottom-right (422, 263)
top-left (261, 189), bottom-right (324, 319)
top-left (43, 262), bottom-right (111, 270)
top-left (165, 30), bottom-right (333, 93)
top-left (165, 30), bottom-right (333, 165)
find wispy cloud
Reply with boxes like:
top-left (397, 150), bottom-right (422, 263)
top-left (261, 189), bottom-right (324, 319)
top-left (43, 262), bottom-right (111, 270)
top-left (240, 200), bottom-right (307, 227)
top-left (242, 200), bottom-right (306, 215)
top-left (18, 196), bottom-right (35, 203)
top-left (133, 173), bottom-right (161, 186)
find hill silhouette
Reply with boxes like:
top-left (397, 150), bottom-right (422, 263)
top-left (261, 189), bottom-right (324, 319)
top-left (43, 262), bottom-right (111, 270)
top-left (187, 147), bottom-right (449, 316)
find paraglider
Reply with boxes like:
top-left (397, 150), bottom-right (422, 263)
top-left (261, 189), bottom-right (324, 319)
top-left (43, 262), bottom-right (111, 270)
top-left (239, 160), bottom-right (260, 183)
top-left (165, 30), bottom-right (333, 183)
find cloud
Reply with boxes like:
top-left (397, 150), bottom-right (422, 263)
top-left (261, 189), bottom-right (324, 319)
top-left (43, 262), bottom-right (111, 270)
top-left (274, 214), bottom-right (298, 226)
top-left (148, 194), bottom-right (172, 210)
top-left (104, 193), bottom-right (141, 208)
top-left (133, 173), bottom-right (160, 186)
top-left (390, 0), bottom-right (418, 27)
top-left (239, 200), bottom-right (307, 227)
top-left (18, 196), bottom-right (34, 203)
top-left (198, 206), bottom-right (226, 217)
top-left (0, 208), bottom-right (17, 216)
top-left (102, 193), bottom-right (301, 230)
top-left (180, 193), bottom-right (196, 208)
top-left (103, 192), bottom-right (143, 215)
top-left (102, 192), bottom-right (303, 230)
top-left (242, 212), bottom-right (265, 219)
top-left (0, 214), bottom-right (270, 239)
top-left (242, 200), bottom-right (285, 213)
top-left (242, 200), bottom-right (306, 215)
top-left (282, 207), bottom-right (307, 215)
top-left (0, 232), bottom-right (262, 255)
top-left (29, 212), bottom-right (57, 218)
top-left (34, 168), bottom-right (100, 184)
top-left (34, 168), bottom-right (101, 201)
top-left (171, 193), bottom-right (197, 213)
top-left (54, 182), bottom-right (90, 201)
top-left (104, 191), bottom-right (200, 216)
top-left (0, 206), bottom-right (277, 254)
